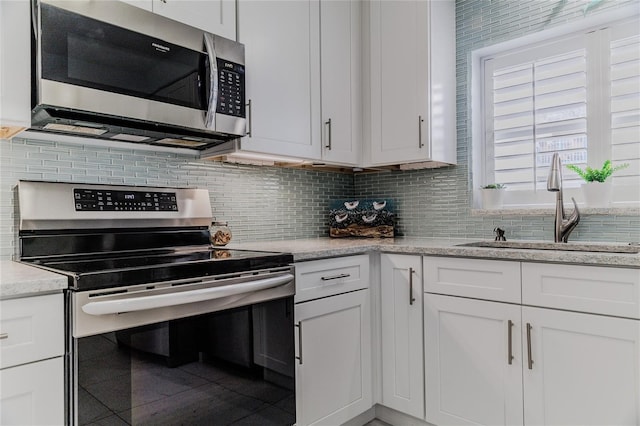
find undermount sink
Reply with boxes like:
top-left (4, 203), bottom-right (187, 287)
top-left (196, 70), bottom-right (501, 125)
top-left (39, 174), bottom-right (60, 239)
top-left (457, 241), bottom-right (640, 254)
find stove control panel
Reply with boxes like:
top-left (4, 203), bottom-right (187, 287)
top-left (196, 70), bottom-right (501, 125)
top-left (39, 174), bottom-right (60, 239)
top-left (73, 189), bottom-right (178, 212)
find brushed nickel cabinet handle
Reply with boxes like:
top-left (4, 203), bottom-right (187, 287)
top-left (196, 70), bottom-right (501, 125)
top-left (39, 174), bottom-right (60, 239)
top-left (418, 115), bottom-right (424, 148)
top-left (526, 322), bottom-right (534, 370)
top-left (325, 118), bottom-right (332, 150)
top-left (246, 99), bottom-right (252, 137)
top-left (321, 273), bottom-right (350, 281)
top-left (295, 321), bottom-right (303, 365)
top-left (0, 333), bottom-right (8, 340)
top-left (409, 267), bottom-right (416, 305)
top-left (507, 320), bottom-right (514, 365)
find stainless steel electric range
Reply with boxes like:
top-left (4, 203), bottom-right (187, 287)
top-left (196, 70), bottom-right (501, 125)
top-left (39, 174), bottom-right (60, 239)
top-left (18, 180), bottom-right (296, 426)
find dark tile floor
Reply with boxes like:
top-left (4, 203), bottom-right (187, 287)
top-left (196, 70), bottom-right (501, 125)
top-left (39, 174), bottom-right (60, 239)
top-left (78, 334), bottom-right (295, 426)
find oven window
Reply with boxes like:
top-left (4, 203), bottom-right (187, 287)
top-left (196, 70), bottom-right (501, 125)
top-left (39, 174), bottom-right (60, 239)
top-left (40, 4), bottom-right (207, 110)
top-left (75, 298), bottom-right (295, 425)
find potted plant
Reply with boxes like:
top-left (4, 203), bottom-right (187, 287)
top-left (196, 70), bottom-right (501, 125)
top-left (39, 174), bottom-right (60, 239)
top-left (480, 183), bottom-right (506, 209)
top-left (566, 160), bottom-right (629, 207)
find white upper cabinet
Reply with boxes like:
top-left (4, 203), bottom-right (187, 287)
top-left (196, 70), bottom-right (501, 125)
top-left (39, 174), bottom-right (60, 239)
top-left (367, 0), bottom-right (456, 167)
top-left (0, 0), bottom-right (31, 139)
top-left (122, 0), bottom-right (236, 40)
top-left (221, 0), bottom-right (362, 165)
top-left (320, 0), bottom-right (362, 166)
top-left (153, 0), bottom-right (236, 40)
top-left (237, 0), bottom-right (321, 160)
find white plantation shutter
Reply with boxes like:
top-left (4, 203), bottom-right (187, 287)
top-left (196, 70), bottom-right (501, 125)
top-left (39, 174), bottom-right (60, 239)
top-left (610, 22), bottom-right (640, 192)
top-left (481, 17), bottom-right (640, 206)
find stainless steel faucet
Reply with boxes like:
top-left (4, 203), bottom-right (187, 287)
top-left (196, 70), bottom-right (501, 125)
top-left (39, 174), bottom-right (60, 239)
top-left (547, 153), bottom-right (580, 243)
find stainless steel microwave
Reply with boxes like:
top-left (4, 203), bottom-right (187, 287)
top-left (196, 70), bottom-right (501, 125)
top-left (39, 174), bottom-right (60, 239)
top-left (31, 0), bottom-right (246, 150)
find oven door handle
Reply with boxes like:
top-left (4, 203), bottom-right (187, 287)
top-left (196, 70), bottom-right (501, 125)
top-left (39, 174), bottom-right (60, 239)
top-left (81, 273), bottom-right (294, 316)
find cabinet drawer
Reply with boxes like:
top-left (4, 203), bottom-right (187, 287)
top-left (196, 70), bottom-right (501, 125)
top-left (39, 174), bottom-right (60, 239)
top-left (295, 255), bottom-right (369, 303)
top-left (522, 263), bottom-right (640, 319)
top-left (0, 357), bottom-right (64, 425)
top-left (423, 257), bottom-right (521, 303)
top-left (0, 293), bottom-right (64, 369)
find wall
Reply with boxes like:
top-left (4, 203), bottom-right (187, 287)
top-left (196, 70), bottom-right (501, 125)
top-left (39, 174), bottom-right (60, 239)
top-left (355, 0), bottom-right (639, 243)
top-left (0, 137), bottom-right (354, 260)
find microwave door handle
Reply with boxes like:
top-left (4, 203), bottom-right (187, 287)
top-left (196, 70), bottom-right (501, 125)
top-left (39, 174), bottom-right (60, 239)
top-left (203, 33), bottom-right (218, 130)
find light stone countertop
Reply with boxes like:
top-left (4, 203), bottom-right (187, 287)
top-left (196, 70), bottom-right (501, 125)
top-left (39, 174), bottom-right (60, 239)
top-left (0, 260), bottom-right (68, 299)
top-left (2, 237), bottom-right (637, 299)
top-left (229, 237), bottom-right (640, 268)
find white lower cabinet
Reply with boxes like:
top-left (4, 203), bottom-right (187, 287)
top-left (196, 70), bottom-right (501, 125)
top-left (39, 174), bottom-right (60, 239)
top-left (0, 357), bottom-right (64, 425)
top-left (295, 290), bottom-right (372, 426)
top-left (380, 254), bottom-right (424, 419)
top-left (294, 256), bottom-right (372, 426)
top-left (424, 256), bottom-right (640, 426)
top-left (424, 294), bottom-right (523, 426)
top-left (522, 306), bottom-right (640, 425)
top-left (0, 293), bottom-right (65, 425)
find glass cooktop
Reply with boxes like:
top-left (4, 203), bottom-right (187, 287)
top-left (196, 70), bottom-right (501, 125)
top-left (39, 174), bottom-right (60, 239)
top-left (24, 249), bottom-right (293, 291)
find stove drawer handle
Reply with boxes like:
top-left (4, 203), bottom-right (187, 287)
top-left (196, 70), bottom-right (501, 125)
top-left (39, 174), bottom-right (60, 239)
top-left (81, 274), bottom-right (294, 316)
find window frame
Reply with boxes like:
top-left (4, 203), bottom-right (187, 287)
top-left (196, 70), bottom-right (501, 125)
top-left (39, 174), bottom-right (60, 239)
top-left (471, 4), bottom-right (640, 210)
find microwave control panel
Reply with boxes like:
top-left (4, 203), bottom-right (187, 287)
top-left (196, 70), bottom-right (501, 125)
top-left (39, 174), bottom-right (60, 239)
top-left (217, 59), bottom-right (245, 118)
top-left (73, 189), bottom-right (178, 212)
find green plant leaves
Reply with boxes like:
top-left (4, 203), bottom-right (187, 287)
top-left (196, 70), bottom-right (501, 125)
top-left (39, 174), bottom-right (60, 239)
top-left (481, 183), bottom-right (506, 189)
top-left (566, 160), bottom-right (629, 182)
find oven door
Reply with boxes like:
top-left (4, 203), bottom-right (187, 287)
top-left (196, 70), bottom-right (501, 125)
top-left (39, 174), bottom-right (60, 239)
top-left (69, 269), bottom-right (296, 425)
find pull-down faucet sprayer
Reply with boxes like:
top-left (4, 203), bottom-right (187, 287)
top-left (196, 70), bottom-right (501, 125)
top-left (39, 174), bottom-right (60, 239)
top-left (547, 153), bottom-right (580, 243)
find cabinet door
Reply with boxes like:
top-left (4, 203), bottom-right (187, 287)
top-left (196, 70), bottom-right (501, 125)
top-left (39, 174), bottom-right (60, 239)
top-left (320, 0), bottom-right (361, 166)
top-left (369, 0), bottom-right (428, 165)
top-left (523, 307), bottom-right (640, 425)
top-left (153, 0), bottom-right (236, 40)
top-left (424, 294), bottom-right (524, 426)
top-left (295, 290), bottom-right (372, 426)
top-left (0, 357), bottom-right (64, 425)
top-left (380, 254), bottom-right (424, 419)
top-left (368, 0), bottom-right (456, 166)
top-left (238, 0), bottom-right (321, 160)
top-left (0, 0), bottom-right (30, 139)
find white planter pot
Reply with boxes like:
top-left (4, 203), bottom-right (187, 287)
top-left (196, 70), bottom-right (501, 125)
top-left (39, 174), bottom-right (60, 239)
top-left (582, 181), bottom-right (612, 207)
top-left (481, 189), bottom-right (505, 209)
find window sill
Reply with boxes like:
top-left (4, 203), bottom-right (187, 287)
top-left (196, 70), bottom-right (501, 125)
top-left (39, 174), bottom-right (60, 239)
top-left (471, 206), bottom-right (640, 216)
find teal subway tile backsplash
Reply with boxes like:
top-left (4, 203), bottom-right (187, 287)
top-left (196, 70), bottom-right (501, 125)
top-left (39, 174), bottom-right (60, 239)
top-left (0, 137), bottom-right (353, 259)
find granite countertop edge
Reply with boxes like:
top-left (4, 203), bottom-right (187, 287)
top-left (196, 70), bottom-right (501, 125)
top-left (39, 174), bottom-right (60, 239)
top-left (229, 237), bottom-right (640, 268)
top-left (1, 260), bottom-right (68, 299)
